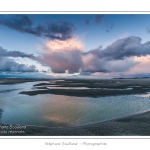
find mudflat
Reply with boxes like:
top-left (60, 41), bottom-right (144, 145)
top-left (18, 78), bottom-right (150, 97)
top-left (0, 111), bottom-right (150, 136)
top-left (1, 78), bottom-right (150, 136)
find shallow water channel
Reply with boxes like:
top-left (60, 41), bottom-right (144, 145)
top-left (0, 81), bottom-right (150, 127)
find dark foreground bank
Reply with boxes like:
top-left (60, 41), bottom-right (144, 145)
top-left (0, 111), bottom-right (150, 136)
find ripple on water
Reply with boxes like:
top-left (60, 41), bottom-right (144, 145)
top-left (0, 83), bottom-right (150, 127)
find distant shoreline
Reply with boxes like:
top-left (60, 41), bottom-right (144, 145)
top-left (2, 78), bottom-right (150, 97)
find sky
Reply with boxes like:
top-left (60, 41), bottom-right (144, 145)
top-left (1, 14), bottom-right (150, 78)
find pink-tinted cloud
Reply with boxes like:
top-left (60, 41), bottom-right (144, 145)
top-left (127, 56), bottom-right (150, 74)
top-left (39, 38), bottom-right (84, 73)
top-left (81, 36), bottom-right (150, 75)
top-left (44, 38), bottom-right (83, 52)
top-left (37, 36), bottom-right (150, 76)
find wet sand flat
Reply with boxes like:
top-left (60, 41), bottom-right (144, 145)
top-left (1, 78), bottom-right (150, 136)
top-left (0, 111), bottom-right (150, 136)
top-left (18, 78), bottom-right (150, 97)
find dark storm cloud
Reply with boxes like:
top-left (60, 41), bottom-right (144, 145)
top-left (0, 57), bottom-right (38, 72)
top-left (81, 36), bottom-right (150, 74)
top-left (46, 22), bottom-right (75, 40)
top-left (101, 36), bottom-right (150, 60)
top-left (85, 36), bottom-right (150, 60)
top-left (0, 46), bottom-right (35, 59)
top-left (0, 15), bottom-right (33, 32)
top-left (81, 55), bottom-right (138, 74)
top-left (0, 15), bottom-right (75, 40)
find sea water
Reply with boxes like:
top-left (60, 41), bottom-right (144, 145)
top-left (0, 81), bottom-right (150, 127)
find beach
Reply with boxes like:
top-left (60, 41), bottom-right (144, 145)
top-left (0, 78), bottom-right (150, 136)
top-left (0, 111), bottom-right (150, 136)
